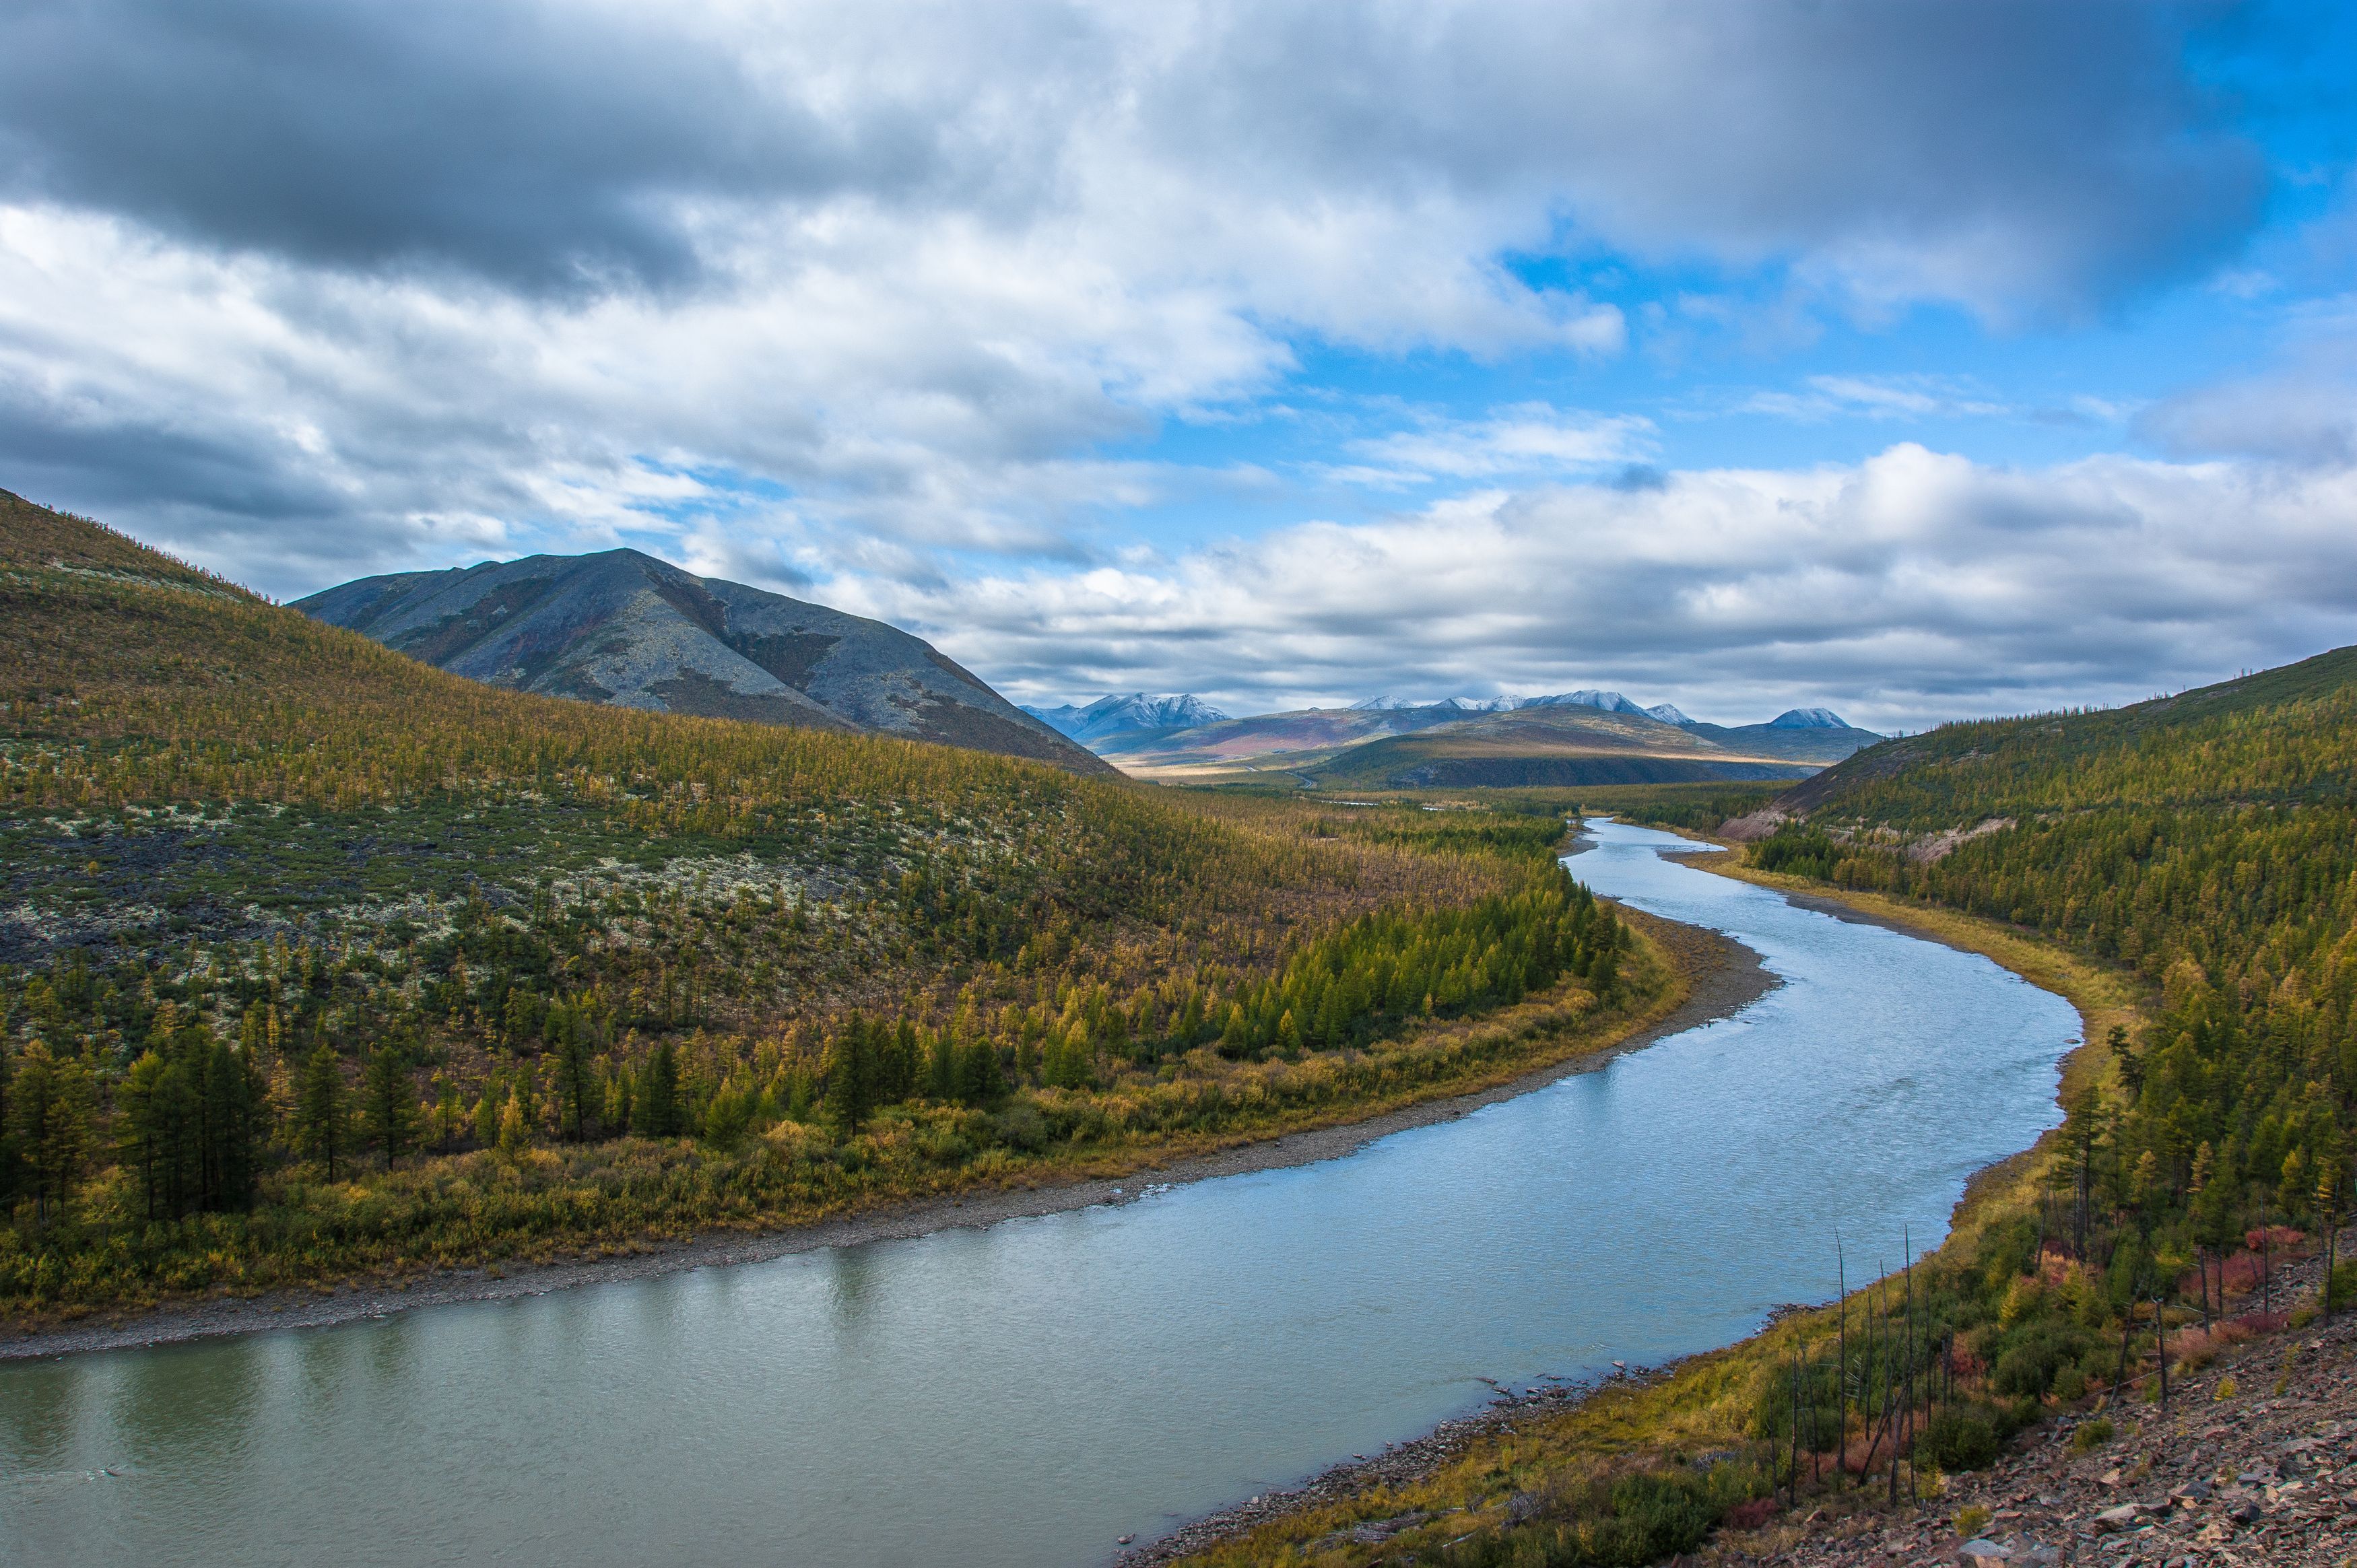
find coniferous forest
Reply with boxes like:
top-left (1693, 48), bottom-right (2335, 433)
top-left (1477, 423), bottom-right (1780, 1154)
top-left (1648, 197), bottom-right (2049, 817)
top-left (1178, 652), bottom-right (2357, 1567)
top-left (0, 492), bottom-right (1657, 1309)
top-left (1542, 646), bottom-right (2357, 1538)
top-left (1748, 645), bottom-right (2357, 1260)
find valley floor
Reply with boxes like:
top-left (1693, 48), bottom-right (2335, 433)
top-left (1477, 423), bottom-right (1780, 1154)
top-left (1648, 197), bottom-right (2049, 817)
top-left (2, 908), bottom-right (1766, 1359)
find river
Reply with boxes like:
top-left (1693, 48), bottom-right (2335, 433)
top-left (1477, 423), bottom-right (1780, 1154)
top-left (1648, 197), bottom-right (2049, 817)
top-left (0, 819), bottom-right (2079, 1567)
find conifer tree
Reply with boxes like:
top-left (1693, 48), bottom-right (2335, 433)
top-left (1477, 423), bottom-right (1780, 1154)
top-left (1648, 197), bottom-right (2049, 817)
top-left (431, 1072), bottom-right (463, 1153)
top-left (824, 1017), bottom-right (873, 1134)
top-left (496, 1089), bottom-right (529, 1155)
top-left (960, 1032), bottom-right (1004, 1103)
top-left (8, 1043), bottom-right (92, 1223)
top-left (928, 1027), bottom-right (958, 1101)
top-left (552, 1025), bottom-right (595, 1142)
top-left (638, 1039), bottom-right (684, 1137)
top-left (0, 1042), bottom-right (16, 1209)
top-left (360, 1042), bottom-right (419, 1171)
top-left (203, 1039), bottom-right (263, 1208)
top-left (297, 1042), bottom-right (350, 1180)
top-left (119, 1050), bottom-right (170, 1219)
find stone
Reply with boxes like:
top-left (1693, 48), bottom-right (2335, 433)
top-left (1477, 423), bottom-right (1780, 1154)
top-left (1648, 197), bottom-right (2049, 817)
top-left (1347, 1511), bottom-right (1428, 1545)
top-left (2094, 1505), bottom-right (2144, 1532)
top-left (1956, 1538), bottom-right (2011, 1566)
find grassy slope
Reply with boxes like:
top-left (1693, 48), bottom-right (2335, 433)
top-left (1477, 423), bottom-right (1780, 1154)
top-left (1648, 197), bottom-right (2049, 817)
top-left (0, 493), bottom-right (1688, 1315)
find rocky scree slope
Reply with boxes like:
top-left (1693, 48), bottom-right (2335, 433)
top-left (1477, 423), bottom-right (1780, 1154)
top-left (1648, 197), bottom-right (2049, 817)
top-left (299, 549), bottom-right (1111, 774)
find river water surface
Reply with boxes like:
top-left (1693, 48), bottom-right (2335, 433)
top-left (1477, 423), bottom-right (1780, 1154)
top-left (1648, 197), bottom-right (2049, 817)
top-left (0, 821), bottom-right (2079, 1567)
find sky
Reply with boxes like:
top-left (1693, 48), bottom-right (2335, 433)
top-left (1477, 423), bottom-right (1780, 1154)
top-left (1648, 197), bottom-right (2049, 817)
top-left (3, 0), bottom-right (2355, 729)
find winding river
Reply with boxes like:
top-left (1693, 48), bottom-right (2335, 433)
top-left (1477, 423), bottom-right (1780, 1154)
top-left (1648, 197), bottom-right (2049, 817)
top-left (0, 821), bottom-right (2079, 1567)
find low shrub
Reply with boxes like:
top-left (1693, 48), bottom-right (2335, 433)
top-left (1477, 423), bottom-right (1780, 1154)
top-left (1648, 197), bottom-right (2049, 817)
top-left (1991, 1322), bottom-right (2089, 1398)
top-left (1916, 1408), bottom-right (1999, 1472)
top-left (2071, 1417), bottom-right (2114, 1452)
top-left (1442, 1463), bottom-right (1766, 1567)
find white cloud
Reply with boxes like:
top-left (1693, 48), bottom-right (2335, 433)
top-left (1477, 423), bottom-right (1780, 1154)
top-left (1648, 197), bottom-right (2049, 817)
top-left (1738, 374), bottom-right (2014, 423)
top-left (0, 0), bottom-right (2273, 600)
top-left (1321, 403), bottom-right (1655, 485)
top-left (2138, 294), bottom-right (2357, 468)
top-left (859, 446), bottom-right (2357, 730)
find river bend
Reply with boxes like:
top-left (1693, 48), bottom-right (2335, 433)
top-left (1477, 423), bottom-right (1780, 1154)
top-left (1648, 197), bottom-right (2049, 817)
top-left (0, 819), bottom-right (2078, 1567)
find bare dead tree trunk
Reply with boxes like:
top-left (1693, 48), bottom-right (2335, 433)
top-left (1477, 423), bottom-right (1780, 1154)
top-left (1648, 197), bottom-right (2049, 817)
top-left (1836, 1235), bottom-right (1849, 1488)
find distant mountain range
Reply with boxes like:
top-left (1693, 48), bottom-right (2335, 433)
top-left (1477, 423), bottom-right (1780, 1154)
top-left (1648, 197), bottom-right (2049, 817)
top-left (1352, 690), bottom-right (1697, 724)
top-left (1076, 689), bottom-right (1883, 787)
top-left (298, 550), bottom-right (1112, 774)
top-left (1023, 692), bottom-right (1232, 743)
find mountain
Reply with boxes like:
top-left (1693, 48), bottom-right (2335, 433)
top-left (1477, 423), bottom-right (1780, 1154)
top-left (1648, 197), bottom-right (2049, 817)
top-left (1302, 704), bottom-right (1826, 790)
top-left (1768, 706), bottom-right (1851, 728)
top-left (1754, 645), bottom-right (2357, 831)
top-left (1023, 692), bottom-right (1231, 744)
top-left (1106, 690), bottom-right (1880, 783)
top-left (297, 549), bottom-right (1110, 774)
top-left (1095, 704), bottom-right (1473, 776)
top-left (1355, 689), bottom-right (1661, 716)
top-left (1676, 717), bottom-right (1884, 765)
top-left (1524, 689), bottom-right (1656, 716)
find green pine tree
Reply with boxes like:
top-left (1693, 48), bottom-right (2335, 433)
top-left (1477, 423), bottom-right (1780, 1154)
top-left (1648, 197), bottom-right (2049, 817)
top-left (8, 1042), bottom-right (92, 1224)
top-left (638, 1039), bottom-right (684, 1137)
top-left (552, 1025), bottom-right (595, 1142)
top-left (297, 1042), bottom-right (350, 1180)
top-left (360, 1042), bottom-right (420, 1171)
top-left (824, 1017), bottom-right (873, 1135)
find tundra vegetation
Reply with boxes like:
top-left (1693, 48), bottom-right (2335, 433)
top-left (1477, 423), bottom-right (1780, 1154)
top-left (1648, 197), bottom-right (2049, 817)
top-left (0, 491), bottom-right (1663, 1312)
top-left (1174, 652), bottom-right (2357, 1565)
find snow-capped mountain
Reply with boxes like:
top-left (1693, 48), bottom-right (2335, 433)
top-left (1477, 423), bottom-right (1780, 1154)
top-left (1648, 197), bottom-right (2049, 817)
top-left (1768, 707), bottom-right (1853, 729)
top-left (1359, 689), bottom-right (1667, 717)
top-left (1024, 693), bottom-right (1233, 743)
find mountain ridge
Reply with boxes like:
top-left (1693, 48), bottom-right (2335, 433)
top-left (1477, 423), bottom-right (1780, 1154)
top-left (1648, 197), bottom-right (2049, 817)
top-left (1024, 692), bottom-right (1231, 743)
top-left (1096, 694), bottom-right (1881, 782)
top-left (298, 549), bottom-right (1111, 774)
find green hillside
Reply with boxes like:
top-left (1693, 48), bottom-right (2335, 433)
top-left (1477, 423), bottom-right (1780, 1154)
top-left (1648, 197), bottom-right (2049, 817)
top-left (1304, 706), bottom-right (1821, 790)
top-left (1737, 642), bottom-right (2357, 1305)
top-left (0, 490), bottom-right (1666, 1309)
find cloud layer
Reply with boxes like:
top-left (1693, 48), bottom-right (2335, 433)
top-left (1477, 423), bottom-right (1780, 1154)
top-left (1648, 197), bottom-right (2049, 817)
top-left (0, 0), bottom-right (2336, 728)
top-left (864, 445), bottom-right (2357, 729)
